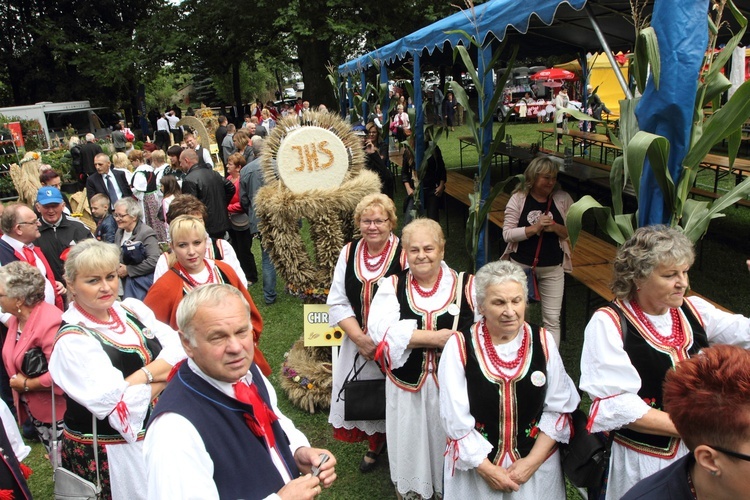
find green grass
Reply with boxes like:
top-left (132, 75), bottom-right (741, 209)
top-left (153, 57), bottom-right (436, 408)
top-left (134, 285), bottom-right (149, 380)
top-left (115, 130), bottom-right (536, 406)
top-left (24, 120), bottom-right (750, 499)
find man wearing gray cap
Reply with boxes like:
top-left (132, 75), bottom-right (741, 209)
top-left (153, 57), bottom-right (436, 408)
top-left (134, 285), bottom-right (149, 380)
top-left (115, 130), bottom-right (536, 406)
top-left (34, 186), bottom-right (93, 285)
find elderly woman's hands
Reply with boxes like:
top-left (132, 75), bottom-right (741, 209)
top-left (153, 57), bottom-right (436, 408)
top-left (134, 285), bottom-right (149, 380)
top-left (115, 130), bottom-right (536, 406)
top-left (507, 455), bottom-right (543, 485)
top-left (477, 459), bottom-right (520, 493)
top-left (353, 331), bottom-right (377, 360)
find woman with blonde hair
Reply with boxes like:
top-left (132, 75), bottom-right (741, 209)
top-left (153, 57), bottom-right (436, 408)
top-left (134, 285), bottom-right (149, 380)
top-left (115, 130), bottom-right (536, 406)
top-left (327, 193), bottom-right (406, 473)
top-left (112, 151), bottom-right (133, 184)
top-left (501, 156), bottom-right (573, 346)
top-left (144, 215), bottom-right (270, 375)
top-left (260, 107), bottom-right (276, 131)
top-left (49, 239), bottom-right (184, 499)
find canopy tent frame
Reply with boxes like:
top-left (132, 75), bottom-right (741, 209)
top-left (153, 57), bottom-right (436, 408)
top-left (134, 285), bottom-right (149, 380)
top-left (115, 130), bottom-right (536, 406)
top-left (338, 0), bottom-right (750, 264)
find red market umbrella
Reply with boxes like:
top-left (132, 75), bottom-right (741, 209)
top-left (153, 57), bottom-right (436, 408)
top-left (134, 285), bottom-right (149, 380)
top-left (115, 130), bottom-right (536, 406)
top-left (530, 68), bottom-right (577, 81)
top-left (542, 80), bottom-right (563, 88)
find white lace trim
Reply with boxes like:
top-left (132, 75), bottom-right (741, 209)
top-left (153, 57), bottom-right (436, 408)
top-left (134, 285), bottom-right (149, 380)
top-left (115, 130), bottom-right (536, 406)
top-left (538, 411), bottom-right (571, 444)
top-left (385, 320), bottom-right (417, 369)
top-left (588, 392), bottom-right (650, 433)
top-left (451, 430), bottom-right (493, 471)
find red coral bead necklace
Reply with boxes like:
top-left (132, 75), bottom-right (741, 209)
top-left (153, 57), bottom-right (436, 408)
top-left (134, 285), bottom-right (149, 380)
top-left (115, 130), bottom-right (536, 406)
top-left (176, 260), bottom-right (215, 287)
top-left (482, 320), bottom-right (527, 370)
top-left (75, 304), bottom-right (126, 335)
top-left (630, 300), bottom-right (685, 347)
top-left (362, 237), bottom-right (391, 273)
top-left (411, 267), bottom-right (443, 298)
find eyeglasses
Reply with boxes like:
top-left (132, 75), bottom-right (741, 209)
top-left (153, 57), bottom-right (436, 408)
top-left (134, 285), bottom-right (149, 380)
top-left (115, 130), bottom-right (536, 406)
top-left (113, 213), bottom-right (129, 219)
top-left (16, 220), bottom-right (39, 226)
top-left (711, 445), bottom-right (750, 462)
top-left (361, 218), bottom-right (389, 227)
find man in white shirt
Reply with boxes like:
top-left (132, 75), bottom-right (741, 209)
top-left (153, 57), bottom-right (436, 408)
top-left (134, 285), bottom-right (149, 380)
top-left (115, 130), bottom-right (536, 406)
top-left (184, 130), bottom-right (214, 168)
top-left (144, 284), bottom-right (337, 499)
top-left (155, 112), bottom-right (170, 151)
top-left (166, 109), bottom-right (183, 144)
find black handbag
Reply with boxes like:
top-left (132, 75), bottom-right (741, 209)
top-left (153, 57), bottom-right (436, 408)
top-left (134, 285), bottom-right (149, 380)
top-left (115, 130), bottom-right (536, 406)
top-left (337, 353), bottom-right (386, 421)
top-left (560, 408), bottom-right (615, 495)
top-left (22, 346), bottom-right (48, 378)
top-left (121, 240), bottom-right (146, 265)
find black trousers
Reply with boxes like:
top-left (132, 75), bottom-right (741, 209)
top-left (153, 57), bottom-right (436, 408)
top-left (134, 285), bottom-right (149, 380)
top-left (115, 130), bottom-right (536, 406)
top-left (227, 227), bottom-right (258, 283)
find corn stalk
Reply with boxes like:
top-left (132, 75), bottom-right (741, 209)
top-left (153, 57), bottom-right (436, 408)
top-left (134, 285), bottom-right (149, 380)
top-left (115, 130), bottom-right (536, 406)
top-left (567, 0), bottom-right (750, 248)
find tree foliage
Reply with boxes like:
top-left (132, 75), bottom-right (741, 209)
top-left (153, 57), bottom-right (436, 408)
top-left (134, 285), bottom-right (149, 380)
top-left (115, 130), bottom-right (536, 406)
top-left (274, 0), bottom-right (457, 108)
top-left (0, 0), bottom-right (175, 116)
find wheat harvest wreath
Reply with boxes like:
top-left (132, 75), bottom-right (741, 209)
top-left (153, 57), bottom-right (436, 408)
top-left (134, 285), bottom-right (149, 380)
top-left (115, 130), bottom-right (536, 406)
top-left (254, 111), bottom-right (381, 413)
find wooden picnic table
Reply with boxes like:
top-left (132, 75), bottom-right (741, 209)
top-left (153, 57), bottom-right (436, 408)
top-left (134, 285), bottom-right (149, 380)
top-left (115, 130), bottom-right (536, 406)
top-left (538, 128), bottom-right (621, 164)
top-left (699, 153), bottom-right (750, 190)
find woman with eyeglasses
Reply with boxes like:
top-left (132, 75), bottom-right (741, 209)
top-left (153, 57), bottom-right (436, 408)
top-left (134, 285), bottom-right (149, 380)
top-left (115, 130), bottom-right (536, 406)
top-left (327, 194), bottom-right (406, 474)
top-left (579, 226), bottom-right (750, 499)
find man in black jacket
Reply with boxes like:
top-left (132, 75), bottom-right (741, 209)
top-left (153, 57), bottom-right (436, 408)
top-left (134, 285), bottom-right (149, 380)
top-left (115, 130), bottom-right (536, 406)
top-left (78, 133), bottom-right (102, 183)
top-left (180, 149), bottom-right (235, 240)
top-left (85, 153), bottom-right (133, 207)
top-left (34, 187), bottom-right (93, 284)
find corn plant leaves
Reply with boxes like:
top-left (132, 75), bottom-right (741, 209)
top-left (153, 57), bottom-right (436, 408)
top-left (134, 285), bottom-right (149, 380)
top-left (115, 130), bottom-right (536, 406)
top-left (566, 195), bottom-right (628, 248)
top-left (681, 176), bottom-right (750, 241)
top-left (634, 27), bottom-right (660, 93)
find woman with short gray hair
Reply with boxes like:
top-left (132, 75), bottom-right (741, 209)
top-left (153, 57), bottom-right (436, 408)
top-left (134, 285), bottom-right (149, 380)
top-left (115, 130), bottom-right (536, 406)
top-left (0, 261), bottom-right (65, 456)
top-left (580, 225), bottom-right (750, 499)
top-left (438, 260), bottom-right (579, 498)
top-left (113, 197), bottom-right (160, 300)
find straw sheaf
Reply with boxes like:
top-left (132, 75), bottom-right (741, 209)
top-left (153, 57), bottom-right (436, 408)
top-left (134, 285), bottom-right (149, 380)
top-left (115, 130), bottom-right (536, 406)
top-left (255, 169), bottom-right (380, 292)
top-left (279, 339), bottom-right (333, 413)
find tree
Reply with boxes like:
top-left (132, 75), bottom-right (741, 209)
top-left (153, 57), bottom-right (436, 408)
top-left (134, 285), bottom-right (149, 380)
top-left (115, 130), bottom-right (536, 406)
top-left (274, 0), bottom-right (456, 109)
top-left (0, 0), bottom-right (176, 121)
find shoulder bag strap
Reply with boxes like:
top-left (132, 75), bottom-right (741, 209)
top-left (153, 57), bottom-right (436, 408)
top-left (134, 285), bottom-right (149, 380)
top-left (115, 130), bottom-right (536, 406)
top-left (336, 352), bottom-right (363, 402)
top-left (52, 380), bottom-right (101, 491)
top-left (532, 197), bottom-right (554, 270)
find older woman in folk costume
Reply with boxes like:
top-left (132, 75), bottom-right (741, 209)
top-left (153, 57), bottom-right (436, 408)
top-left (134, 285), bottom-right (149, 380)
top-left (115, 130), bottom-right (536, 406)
top-left (143, 215), bottom-right (270, 375)
top-left (49, 240), bottom-right (185, 500)
top-left (368, 218), bottom-right (478, 499)
top-left (327, 194), bottom-right (406, 473)
top-left (579, 225), bottom-right (750, 499)
top-left (438, 260), bottom-right (579, 499)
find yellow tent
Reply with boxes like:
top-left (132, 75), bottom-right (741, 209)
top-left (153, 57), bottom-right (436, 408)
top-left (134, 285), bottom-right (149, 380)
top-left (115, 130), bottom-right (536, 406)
top-left (556, 53), bottom-right (629, 117)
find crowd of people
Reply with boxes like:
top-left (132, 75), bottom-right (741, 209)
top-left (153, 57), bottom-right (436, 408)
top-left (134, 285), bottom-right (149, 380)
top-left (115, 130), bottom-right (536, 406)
top-left (1, 101), bottom-right (749, 500)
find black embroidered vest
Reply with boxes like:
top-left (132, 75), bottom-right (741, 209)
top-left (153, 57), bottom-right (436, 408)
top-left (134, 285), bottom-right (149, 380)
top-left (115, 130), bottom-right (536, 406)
top-left (607, 299), bottom-right (708, 457)
top-left (462, 322), bottom-right (548, 463)
top-left (343, 238), bottom-right (404, 328)
top-left (58, 309), bottom-right (162, 442)
top-left (389, 269), bottom-right (474, 391)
